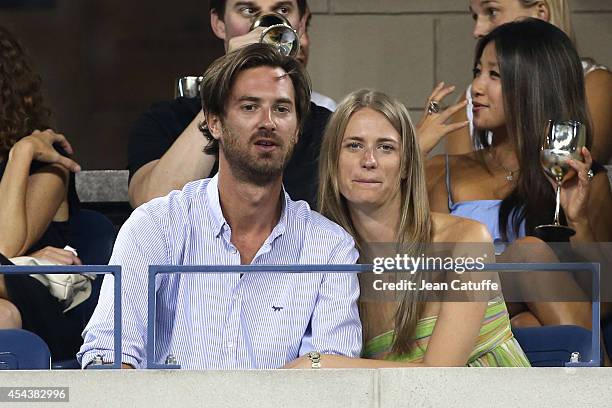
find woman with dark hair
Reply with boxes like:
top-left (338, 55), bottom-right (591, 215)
top-left (286, 89), bottom-right (530, 368)
top-left (427, 19), bottom-right (612, 329)
top-left (0, 26), bottom-right (85, 361)
top-left (443, 0), bottom-right (612, 165)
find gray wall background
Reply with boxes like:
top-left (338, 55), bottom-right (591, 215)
top-left (1, 0), bottom-right (610, 169)
top-left (307, 0), bottom-right (612, 123)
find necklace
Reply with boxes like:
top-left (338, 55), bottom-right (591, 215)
top-left (487, 150), bottom-right (519, 181)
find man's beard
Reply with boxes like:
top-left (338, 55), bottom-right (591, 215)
top-left (220, 123), bottom-right (296, 186)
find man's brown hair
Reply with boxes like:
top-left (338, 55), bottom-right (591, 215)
top-left (200, 43), bottom-right (311, 156)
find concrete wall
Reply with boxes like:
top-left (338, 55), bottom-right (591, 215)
top-left (1, 368), bottom-right (611, 407)
top-left (307, 0), bottom-right (612, 122)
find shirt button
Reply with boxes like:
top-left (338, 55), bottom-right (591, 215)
top-left (227, 341), bottom-right (234, 348)
top-left (233, 294), bottom-right (239, 300)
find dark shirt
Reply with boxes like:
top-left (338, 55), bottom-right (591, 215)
top-left (0, 148), bottom-right (79, 253)
top-left (128, 97), bottom-right (331, 208)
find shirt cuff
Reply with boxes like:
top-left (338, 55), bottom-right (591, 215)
top-left (80, 350), bottom-right (140, 369)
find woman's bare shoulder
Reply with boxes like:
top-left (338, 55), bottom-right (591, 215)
top-left (431, 212), bottom-right (492, 244)
top-left (585, 67), bottom-right (612, 85)
top-left (425, 152), bottom-right (480, 177)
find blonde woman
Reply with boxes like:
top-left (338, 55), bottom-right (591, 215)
top-left (439, 0), bottom-right (612, 164)
top-left (286, 89), bottom-right (529, 368)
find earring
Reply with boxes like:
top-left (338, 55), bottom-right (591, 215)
top-left (197, 121), bottom-right (208, 134)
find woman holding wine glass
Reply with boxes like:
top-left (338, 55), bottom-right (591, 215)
top-left (426, 18), bottom-right (612, 330)
top-left (444, 0), bottom-right (612, 165)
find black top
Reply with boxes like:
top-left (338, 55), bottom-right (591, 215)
top-left (128, 97), bottom-right (332, 208)
top-left (0, 148), bottom-right (79, 254)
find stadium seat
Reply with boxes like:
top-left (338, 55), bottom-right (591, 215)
top-left (604, 317), bottom-right (612, 361)
top-left (68, 208), bottom-right (116, 266)
top-left (48, 209), bottom-right (117, 369)
top-left (0, 329), bottom-right (51, 370)
top-left (512, 325), bottom-right (595, 367)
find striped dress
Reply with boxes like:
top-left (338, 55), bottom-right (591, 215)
top-left (362, 297), bottom-right (531, 366)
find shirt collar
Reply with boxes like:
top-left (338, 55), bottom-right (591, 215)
top-left (206, 174), bottom-right (289, 240)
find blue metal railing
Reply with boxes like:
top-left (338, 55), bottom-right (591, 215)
top-left (3, 262), bottom-right (598, 369)
top-left (145, 262), bottom-right (600, 369)
top-left (0, 265), bottom-right (122, 369)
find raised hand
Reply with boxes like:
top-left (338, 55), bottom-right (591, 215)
top-left (559, 146), bottom-right (594, 226)
top-left (14, 129), bottom-right (81, 172)
top-left (227, 27), bottom-right (266, 52)
top-left (416, 82), bottom-right (469, 155)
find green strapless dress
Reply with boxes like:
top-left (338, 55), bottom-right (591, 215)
top-left (362, 297), bottom-right (531, 366)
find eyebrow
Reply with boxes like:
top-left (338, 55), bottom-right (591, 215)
top-left (236, 96), bottom-right (294, 105)
top-left (232, 1), bottom-right (295, 11)
top-left (344, 136), bottom-right (399, 144)
top-left (273, 1), bottom-right (295, 9)
top-left (475, 58), bottom-right (499, 68)
top-left (233, 1), bottom-right (258, 11)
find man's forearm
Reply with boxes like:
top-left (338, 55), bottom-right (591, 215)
top-left (129, 110), bottom-right (216, 207)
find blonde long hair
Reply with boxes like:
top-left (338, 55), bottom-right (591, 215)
top-left (318, 89), bottom-right (432, 354)
top-left (520, 0), bottom-right (574, 41)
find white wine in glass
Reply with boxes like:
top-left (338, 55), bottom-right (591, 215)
top-left (534, 120), bottom-right (586, 242)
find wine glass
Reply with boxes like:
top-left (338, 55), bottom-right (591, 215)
top-left (175, 76), bottom-right (203, 99)
top-left (250, 13), bottom-right (300, 57)
top-left (534, 120), bottom-right (586, 242)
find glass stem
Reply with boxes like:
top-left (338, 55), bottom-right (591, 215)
top-left (554, 183), bottom-right (561, 226)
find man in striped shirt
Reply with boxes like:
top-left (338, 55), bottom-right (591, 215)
top-left (78, 44), bottom-right (361, 369)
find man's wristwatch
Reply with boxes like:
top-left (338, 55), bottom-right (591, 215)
top-left (307, 351), bottom-right (321, 368)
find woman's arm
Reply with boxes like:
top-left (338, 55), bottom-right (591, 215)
top-left (560, 148), bottom-right (612, 243)
top-left (570, 173), bottom-right (612, 243)
top-left (0, 130), bottom-right (80, 257)
top-left (285, 221), bottom-right (493, 369)
top-left (424, 155), bottom-right (451, 214)
top-left (585, 69), bottom-right (612, 164)
top-left (285, 301), bottom-right (488, 368)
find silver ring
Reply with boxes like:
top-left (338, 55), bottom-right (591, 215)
top-left (586, 169), bottom-right (594, 181)
top-left (427, 100), bottom-right (441, 114)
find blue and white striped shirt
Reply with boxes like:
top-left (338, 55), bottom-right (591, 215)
top-left (78, 175), bottom-right (361, 369)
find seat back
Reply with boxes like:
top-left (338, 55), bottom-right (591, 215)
top-left (604, 317), bottom-right (612, 360)
top-left (513, 325), bottom-right (594, 367)
top-left (66, 209), bottom-right (115, 327)
top-left (69, 209), bottom-right (116, 265)
top-left (0, 329), bottom-right (51, 370)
